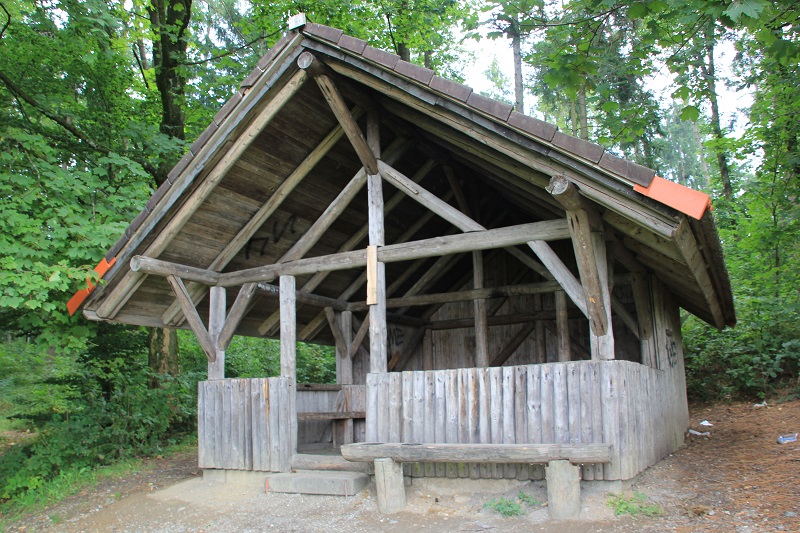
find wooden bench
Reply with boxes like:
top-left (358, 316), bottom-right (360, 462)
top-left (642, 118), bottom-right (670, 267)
top-left (341, 442), bottom-right (612, 518)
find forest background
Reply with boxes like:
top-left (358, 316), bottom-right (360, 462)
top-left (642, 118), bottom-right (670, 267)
top-left (0, 0), bottom-right (798, 516)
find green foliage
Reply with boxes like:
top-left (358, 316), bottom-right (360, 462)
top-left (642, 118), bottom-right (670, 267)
top-left (517, 490), bottom-right (542, 506)
top-left (0, 326), bottom-right (195, 502)
top-left (483, 491), bottom-right (541, 517)
top-left (607, 491), bottom-right (662, 517)
top-left (178, 330), bottom-right (336, 383)
top-left (484, 496), bottom-right (524, 517)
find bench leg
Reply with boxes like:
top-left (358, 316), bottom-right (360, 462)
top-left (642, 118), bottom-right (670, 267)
top-left (546, 459), bottom-right (581, 519)
top-left (374, 458), bottom-right (406, 513)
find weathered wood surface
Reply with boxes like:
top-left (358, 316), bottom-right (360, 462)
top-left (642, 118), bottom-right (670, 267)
top-left (365, 354), bottom-right (687, 479)
top-left (341, 442), bottom-right (611, 464)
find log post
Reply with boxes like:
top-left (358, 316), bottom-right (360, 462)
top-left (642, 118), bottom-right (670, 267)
top-left (374, 458), bottom-right (406, 513)
top-left (546, 459), bottom-right (581, 519)
top-left (473, 250), bottom-right (489, 367)
top-left (555, 290), bottom-right (571, 362)
top-left (208, 286), bottom-right (226, 380)
top-left (280, 275), bottom-right (297, 457)
top-left (547, 175), bottom-right (614, 360)
top-left (367, 111), bottom-right (388, 373)
top-left (336, 311), bottom-right (353, 385)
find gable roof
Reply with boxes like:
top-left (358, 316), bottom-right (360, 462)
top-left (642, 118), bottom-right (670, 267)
top-left (70, 21), bottom-right (735, 341)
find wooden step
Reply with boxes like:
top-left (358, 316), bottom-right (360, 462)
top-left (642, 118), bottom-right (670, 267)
top-left (292, 453), bottom-right (367, 472)
top-left (267, 471), bottom-right (369, 496)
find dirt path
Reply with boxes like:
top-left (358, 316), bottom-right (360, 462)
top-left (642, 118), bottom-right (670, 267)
top-left (4, 399), bottom-right (799, 532)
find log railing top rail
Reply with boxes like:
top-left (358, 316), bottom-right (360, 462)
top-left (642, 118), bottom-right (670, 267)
top-left (340, 443), bottom-right (612, 465)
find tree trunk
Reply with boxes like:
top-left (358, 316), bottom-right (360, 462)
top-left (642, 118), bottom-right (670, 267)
top-left (423, 50), bottom-right (433, 70)
top-left (578, 86), bottom-right (589, 140)
top-left (397, 42), bottom-right (411, 62)
top-left (148, 327), bottom-right (180, 388)
top-left (511, 17), bottom-right (524, 113)
top-left (700, 25), bottom-right (732, 200)
top-left (148, 0), bottom-right (192, 185)
top-left (146, 0), bottom-right (191, 382)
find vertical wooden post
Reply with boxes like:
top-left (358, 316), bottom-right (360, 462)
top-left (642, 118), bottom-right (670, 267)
top-left (631, 272), bottom-right (656, 367)
top-left (337, 310), bottom-right (353, 385)
top-left (208, 286), bottom-right (226, 380)
top-left (546, 459), bottom-right (581, 519)
top-left (367, 111), bottom-right (387, 373)
top-left (374, 458), bottom-right (406, 513)
top-left (589, 232), bottom-right (615, 360)
top-left (555, 290), bottom-right (571, 362)
top-left (473, 250), bottom-right (489, 367)
top-left (279, 275), bottom-right (297, 458)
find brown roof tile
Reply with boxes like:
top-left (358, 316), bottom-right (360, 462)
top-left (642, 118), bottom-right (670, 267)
top-left (146, 179), bottom-right (172, 213)
top-left (338, 34), bottom-right (367, 54)
top-left (508, 111), bottom-right (557, 142)
top-left (167, 151), bottom-right (194, 182)
top-left (430, 75), bottom-right (472, 102)
top-left (466, 92), bottom-right (513, 121)
top-left (240, 65), bottom-right (264, 89)
top-left (303, 23), bottom-right (343, 44)
top-left (190, 122), bottom-right (219, 156)
top-left (394, 60), bottom-right (435, 85)
top-left (105, 235), bottom-right (127, 261)
top-left (600, 152), bottom-right (656, 186)
top-left (257, 33), bottom-right (292, 70)
top-left (362, 45), bottom-right (400, 69)
top-left (552, 131), bottom-right (605, 163)
top-left (213, 90), bottom-right (243, 126)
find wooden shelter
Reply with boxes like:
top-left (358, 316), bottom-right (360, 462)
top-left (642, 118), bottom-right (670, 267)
top-left (70, 17), bottom-right (735, 500)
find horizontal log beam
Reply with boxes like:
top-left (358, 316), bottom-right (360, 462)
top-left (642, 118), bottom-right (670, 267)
top-left (130, 256), bottom-right (221, 285)
top-left (297, 411), bottom-right (366, 421)
top-left (217, 219), bottom-right (570, 287)
top-left (256, 282), bottom-right (348, 312)
top-left (341, 443), bottom-right (611, 464)
top-left (348, 281), bottom-right (563, 312)
top-left (428, 310), bottom-right (583, 331)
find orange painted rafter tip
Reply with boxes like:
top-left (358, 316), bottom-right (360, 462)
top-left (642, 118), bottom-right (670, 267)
top-left (66, 257), bottom-right (117, 316)
top-left (633, 176), bottom-right (711, 220)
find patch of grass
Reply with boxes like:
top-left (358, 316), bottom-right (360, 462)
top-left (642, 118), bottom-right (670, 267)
top-left (607, 491), bottom-right (663, 517)
top-left (484, 497), bottom-right (524, 517)
top-left (484, 491), bottom-right (543, 517)
top-left (517, 491), bottom-right (542, 507)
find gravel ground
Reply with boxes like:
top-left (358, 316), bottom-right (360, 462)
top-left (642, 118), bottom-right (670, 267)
top-left (3, 398), bottom-right (799, 533)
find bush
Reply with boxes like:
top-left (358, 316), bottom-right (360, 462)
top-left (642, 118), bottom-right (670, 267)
top-left (0, 325), bottom-right (195, 501)
top-left (683, 297), bottom-right (800, 402)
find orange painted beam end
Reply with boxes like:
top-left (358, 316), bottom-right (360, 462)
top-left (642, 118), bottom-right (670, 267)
top-left (66, 257), bottom-right (117, 316)
top-left (633, 176), bottom-right (711, 220)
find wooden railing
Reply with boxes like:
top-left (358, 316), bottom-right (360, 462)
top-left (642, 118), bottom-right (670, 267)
top-left (365, 360), bottom-right (687, 480)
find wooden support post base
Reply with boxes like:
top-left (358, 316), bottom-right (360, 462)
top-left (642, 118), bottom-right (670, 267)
top-left (546, 459), bottom-right (581, 519)
top-left (374, 458), bottom-right (406, 514)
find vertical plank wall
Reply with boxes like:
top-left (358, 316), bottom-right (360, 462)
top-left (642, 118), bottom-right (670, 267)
top-left (366, 359), bottom-right (687, 481)
top-left (198, 380), bottom-right (369, 472)
top-left (198, 377), bottom-right (293, 472)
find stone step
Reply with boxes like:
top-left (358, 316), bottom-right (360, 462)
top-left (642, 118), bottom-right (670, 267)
top-left (292, 453), bottom-right (367, 472)
top-left (267, 470), bottom-right (370, 496)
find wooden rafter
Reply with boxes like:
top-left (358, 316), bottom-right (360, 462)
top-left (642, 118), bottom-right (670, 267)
top-left (547, 175), bottom-right (609, 336)
top-left (96, 69), bottom-right (309, 320)
top-left (674, 219), bottom-right (726, 329)
top-left (160, 107), bottom-right (363, 327)
top-left (297, 51), bottom-right (379, 175)
top-left (255, 138), bottom-right (415, 336)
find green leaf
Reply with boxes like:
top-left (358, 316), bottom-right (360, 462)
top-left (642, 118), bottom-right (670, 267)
top-left (722, 0), bottom-right (768, 22)
top-left (679, 105), bottom-right (700, 122)
top-left (628, 3), bottom-right (648, 19)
